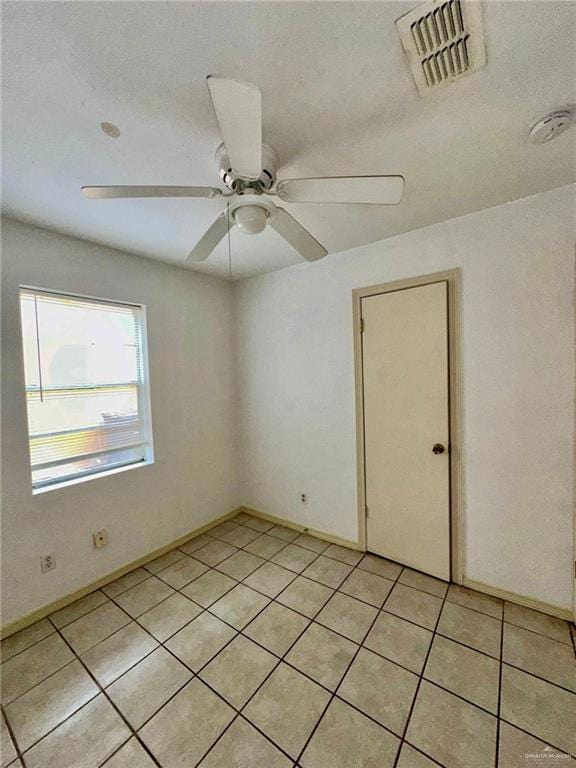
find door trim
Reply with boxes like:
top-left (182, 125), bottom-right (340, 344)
top-left (352, 269), bottom-right (464, 584)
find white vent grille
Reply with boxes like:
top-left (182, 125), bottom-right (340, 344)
top-left (396, 0), bottom-right (486, 95)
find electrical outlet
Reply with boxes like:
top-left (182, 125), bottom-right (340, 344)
top-left (40, 553), bottom-right (56, 573)
top-left (301, 493), bottom-right (308, 504)
top-left (93, 529), bottom-right (109, 549)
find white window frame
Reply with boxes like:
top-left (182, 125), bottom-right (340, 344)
top-left (20, 285), bottom-right (155, 494)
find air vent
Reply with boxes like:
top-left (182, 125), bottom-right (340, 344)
top-left (396, 0), bottom-right (486, 96)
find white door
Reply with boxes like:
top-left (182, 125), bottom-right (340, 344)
top-left (362, 281), bottom-right (450, 580)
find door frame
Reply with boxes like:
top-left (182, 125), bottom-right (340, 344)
top-left (352, 269), bottom-right (464, 584)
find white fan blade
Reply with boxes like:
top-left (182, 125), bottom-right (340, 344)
top-left (270, 208), bottom-right (327, 262)
top-left (207, 76), bottom-right (262, 180)
top-left (82, 186), bottom-right (222, 199)
top-left (276, 175), bottom-right (405, 205)
top-left (187, 211), bottom-right (233, 262)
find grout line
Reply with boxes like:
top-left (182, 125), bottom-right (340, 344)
top-left (495, 611), bottom-right (505, 768)
top-left (2, 704), bottom-right (28, 768)
top-left (391, 575), bottom-right (451, 768)
top-left (293, 554), bottom-right (406, 765)
top-left (49, 629), bottom-right (164, 768)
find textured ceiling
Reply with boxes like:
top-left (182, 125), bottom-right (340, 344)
top-left (2, 1), bottom-right (575, 279)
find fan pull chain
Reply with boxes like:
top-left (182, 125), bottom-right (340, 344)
top-left (226, 203), bottom-right (232, 282)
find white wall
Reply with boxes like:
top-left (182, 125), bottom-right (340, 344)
top-left (1, 218), bottom-right (238, 626)
top-left (235, 185), bottom-right (575, 611)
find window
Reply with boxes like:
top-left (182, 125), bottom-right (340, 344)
top-left (19, 288), bottom-right (153, 491)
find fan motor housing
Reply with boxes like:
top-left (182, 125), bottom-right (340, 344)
top-left (216, 143), bottom-right (278, 192)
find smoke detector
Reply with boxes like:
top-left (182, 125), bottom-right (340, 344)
top-left (396, 0), bottom-right (486, 96)
top-left (529, 108), bottom-right (575, 144)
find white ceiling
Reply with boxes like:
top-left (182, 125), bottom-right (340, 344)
top-left (2, 1), bottom-right (575, 280)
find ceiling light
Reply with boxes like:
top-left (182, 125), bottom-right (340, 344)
top-left (233, 204), bottom-right (268, 234)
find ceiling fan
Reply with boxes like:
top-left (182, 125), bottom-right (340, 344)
top-left (82, 76), bottom-right (405, 264)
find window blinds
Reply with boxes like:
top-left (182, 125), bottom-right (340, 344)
top-left (20, 288), bottom-right (151, 489)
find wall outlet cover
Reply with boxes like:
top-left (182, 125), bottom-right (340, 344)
top-left (40, 553), bottom-right (56, 573)
top-left (93, 529), bottom-right (109, 549)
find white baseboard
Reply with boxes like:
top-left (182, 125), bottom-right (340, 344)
top-left (1, 507), bottom-right (240, 639)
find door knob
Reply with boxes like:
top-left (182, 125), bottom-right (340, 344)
top-left (432, 443), bottom-right (446, 454)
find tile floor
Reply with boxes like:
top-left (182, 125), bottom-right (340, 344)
top-left (1, 512), bottom-right (575, 767)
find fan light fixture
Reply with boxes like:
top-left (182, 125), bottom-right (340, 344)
top-left (82, 75), bottom-right (406, 266)
top-left (233, 204), bottom-right (268, 234)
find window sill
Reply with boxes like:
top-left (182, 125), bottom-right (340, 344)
top-left (32, 458), bottom-right (155, 495)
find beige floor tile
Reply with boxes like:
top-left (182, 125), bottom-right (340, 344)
top-left (244, 517), bottom-right (276, 533)
top-left (406, 681), bottom-right (497, 768)
top-left (340, 569), bottom-right (393, 607)
top-left (1, 620), bottom-right (54, 663)
top-left (244, 663), bottom-right (330, 759)
top-left (181, 569), bottom-right (237, 607)
top-left (501, 664), bottom-right (576, 755)
top-left (80, 622), bottom-right (158, 687)
top-left (244, 534), bottom-right (288, 559)
top-left (503, 622), bottom-right (576, 692)
top-left (233, 512), bottom-right (254, 524)
top-left (178, 533), bottom-right (215, 555)
top-left (424, 635), bottom-right (500, 713)
top-left (504, 602), bottom-right (572, 645)
top-left (399, 569), bottom-right (448, 598)
top-left (437, 601), bottom-right (502, 657)
top-left (209, 584), bottom-right (270, 629)
top-left (216, 551), bottom-right (265, 581)
top-left (114, 576), bottom-right (175, 618)
top-left (1, 716), bottom-right (17, 768)
top-left (276, 576), bottom-right (334, 618)
top-left (1, 633), bottom-right (74, 704)
top-left (243, 602), bottom-right (309, 656)
top-left (322, 544), bottom-right (363, 566)
top-left (286, 623), bottom-right (357, 691)
top-left (139, 678), bottom-right (235, 768)
top-left (244, 562), bottom-right (296, 598)
top-left (200, 634), bottom-right (277, 708)
top-left (301, 697), bottom-right (399, 768)
top-left (396, 743), bottom-right (440, 767)
top-left (143, 548), bottom-right (185, 574)
top-left (498, 722), bottom-right (576, 767)
top-left (220, 526), bottom-right (262, 548)
top-left (363, 611), bottom-right (433, 674)
top-left (198, 716), bottom-right (292, 768)
top-left (272, 544), bottom-right (318, 573)
top-left (166, 611), bottom-right (236, 670)
top-left (446, 584), bottom-right (503, 619)
top-left (358, 553), bottom-right (403, 580)
top-left (103, 738), bottom-right (157, 768)
top-left (156, 556), bottom-right (208, 589)
top-left (101, 569), bottom-right (150, 598)
top-left (23, 695), bottom-right (130, 768)
top-left (194, 539), bottom-right (239, 566)
top-left (50, 590), bottom-right (109, 627)
top-left (316, 592), bottom-right (378, 643)
top-left (137, 592), bottom-right (202, 642)
top-left (107, 647), bottom-right (191, 728)
top-left (384, 583), bottom-right (443, 631)
top-left (267, 525), bottom-right (300, 543)
top-left (61, 602), bottom-right (131, 654)
top-left (209, 520), bottom-right (239, 538)
top-left (293, 534), bottom-right (329, 554)
top-left (302, 556), bottom-right (353, 588)
top-left (339, 648), bottom-right (418, 735)
top-left (5, 660), bottom-right (98, 751)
